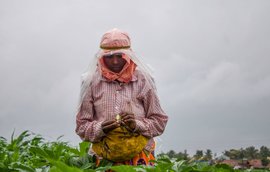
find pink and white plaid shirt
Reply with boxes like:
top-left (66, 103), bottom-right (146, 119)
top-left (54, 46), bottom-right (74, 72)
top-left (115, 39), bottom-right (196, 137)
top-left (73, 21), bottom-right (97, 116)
top-left (75, 70), bottom-right (168, 152)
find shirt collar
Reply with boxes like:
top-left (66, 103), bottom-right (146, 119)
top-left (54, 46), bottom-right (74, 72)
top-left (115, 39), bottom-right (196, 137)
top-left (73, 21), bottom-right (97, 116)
top-left (100, 74), bottom-right (138, 82)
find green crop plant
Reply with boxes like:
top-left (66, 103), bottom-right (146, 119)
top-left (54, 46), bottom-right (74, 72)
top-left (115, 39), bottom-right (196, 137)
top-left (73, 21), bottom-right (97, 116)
top-left (0, 131), bottom-right (269, 172)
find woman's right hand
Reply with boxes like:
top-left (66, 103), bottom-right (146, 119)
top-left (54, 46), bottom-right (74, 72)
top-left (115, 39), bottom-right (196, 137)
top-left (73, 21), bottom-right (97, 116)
top-left (101, 119), bottom-right (120, 134)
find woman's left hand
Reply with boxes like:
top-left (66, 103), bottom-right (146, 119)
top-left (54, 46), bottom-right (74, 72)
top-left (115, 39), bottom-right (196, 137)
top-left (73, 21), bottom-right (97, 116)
top-left (120, 112), bottom-right (136, 131)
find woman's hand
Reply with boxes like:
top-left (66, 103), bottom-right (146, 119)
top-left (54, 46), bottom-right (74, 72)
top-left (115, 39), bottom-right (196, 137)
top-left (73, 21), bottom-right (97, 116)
top-left (101, 119), bottom-right (120, 134)
top-left (120, 113), bottom-right (136, 131)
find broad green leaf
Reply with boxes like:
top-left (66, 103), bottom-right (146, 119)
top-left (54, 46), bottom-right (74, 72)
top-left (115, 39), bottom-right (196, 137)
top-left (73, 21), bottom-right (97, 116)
top-left (79, 141), bottom-right (90, 156)
top-left (110, 165), bottom-right (138, 172)
top-left (49, 160), bottom-right (95, 172)
top-left (12, 162), bottom-right (36, 172)
top-left (29, 146), bottom-right (50, 159)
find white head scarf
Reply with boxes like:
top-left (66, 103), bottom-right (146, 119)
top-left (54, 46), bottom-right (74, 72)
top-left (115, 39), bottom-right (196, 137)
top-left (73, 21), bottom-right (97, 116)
top-left (77, 28), bottom-right (156, 111)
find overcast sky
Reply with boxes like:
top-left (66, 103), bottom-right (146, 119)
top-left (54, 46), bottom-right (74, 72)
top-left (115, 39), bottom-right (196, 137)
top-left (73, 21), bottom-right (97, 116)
top-left (1, 0), bottom-right (270, 156)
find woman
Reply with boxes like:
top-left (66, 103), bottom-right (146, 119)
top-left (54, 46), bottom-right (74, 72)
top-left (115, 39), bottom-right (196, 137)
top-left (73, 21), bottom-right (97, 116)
top-left (75, 28), bottom-right (168, 166)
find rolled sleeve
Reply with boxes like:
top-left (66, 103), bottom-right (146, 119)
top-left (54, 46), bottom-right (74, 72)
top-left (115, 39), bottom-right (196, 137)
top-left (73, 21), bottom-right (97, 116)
top-left (85, 121), bottom-right (106, 142)
top-left (75, 87), bottom-right (105, 143)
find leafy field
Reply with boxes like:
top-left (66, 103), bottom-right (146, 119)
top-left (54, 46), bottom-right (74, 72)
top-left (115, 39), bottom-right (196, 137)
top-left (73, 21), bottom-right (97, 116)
top-left (0, 131), bottom-right (269, 172)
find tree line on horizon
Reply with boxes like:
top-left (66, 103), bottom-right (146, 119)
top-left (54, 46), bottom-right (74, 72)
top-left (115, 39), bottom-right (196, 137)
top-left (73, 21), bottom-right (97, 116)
top-left (158, 146), bottom-right (270, 166)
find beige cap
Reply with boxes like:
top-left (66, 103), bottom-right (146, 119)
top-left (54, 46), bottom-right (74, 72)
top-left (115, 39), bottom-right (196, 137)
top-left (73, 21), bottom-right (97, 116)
top-left (100, 28), bottom-right (131, 49)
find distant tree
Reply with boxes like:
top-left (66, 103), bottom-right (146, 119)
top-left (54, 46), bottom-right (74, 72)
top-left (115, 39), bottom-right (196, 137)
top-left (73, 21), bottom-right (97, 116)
top-left (167, 150), bottom-right (176, 158)
top-left (175, 152), bottom-right (186, 160)
top-left (204, 149), bottom-right (212, 160)
top-left (259, 146), bottom-right (270, 167)
top-left (261, 158), bottom-right (270, 167)
top-left (183, 149), bottom-right (189, 160)
top-left (245, 146), bottom-right (259, 159)
top-left (194, 150), bottom-right (203, 160)
top-left (223, 149), bottom-right (240, 159)
top-left (159, 150), bottom-right (190, 160)
top-left (259, 146), bottom-right (270, 159)
top-left (157, 152), bottom-right (165, 157)
top-left (239, 148), bottom-right (245, 160)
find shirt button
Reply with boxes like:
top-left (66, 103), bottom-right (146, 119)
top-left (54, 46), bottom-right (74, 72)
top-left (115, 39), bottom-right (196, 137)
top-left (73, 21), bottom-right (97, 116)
top-left (115, 106), bottom-right (118, 110)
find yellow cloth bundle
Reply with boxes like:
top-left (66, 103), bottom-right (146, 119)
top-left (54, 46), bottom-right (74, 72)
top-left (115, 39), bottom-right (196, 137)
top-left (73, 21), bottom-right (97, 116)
top-left (92, 126), bottom-right (148, 162)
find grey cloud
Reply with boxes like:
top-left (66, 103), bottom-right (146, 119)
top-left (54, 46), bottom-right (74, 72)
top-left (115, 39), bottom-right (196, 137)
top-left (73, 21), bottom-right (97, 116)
top-left (1, 0), bottom-right (270, 155)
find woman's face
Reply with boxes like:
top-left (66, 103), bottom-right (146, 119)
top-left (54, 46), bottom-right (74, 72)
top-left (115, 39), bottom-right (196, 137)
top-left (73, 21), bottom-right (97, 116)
top-left (103, 53), bottom-right (127, 73)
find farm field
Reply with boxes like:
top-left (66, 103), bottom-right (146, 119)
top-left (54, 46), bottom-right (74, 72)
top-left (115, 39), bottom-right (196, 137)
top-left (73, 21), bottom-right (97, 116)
top-left (0, 131), bottom-right (269, 172)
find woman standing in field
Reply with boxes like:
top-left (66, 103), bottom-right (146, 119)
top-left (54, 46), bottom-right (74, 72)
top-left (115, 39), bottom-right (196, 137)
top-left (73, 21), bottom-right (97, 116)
top-left (75, 28), bottom-right (168, 166)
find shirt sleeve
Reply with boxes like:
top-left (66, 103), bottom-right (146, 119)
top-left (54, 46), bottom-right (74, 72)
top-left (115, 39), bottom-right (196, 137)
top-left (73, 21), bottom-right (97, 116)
top-left (134, 84), bottom-right (168, 138)
top-left (75, 86), bottom-right (105, 143)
